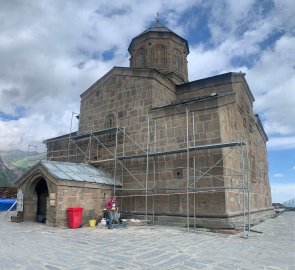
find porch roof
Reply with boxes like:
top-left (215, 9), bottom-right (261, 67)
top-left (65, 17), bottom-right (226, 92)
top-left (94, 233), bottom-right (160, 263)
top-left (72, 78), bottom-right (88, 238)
top-left (40, 160), bottom-right (121, 186)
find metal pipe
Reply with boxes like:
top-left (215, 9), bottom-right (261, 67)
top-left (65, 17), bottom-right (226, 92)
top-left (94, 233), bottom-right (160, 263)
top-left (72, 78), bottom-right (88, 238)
top-left (145, 117), bottom-right (150, 225)
top-left (116, 188), bottom-right (152, 191)
top-left (121, 160), bottom-right (124, 215)
top-left (67, 112), bottom-right (79, 162)
top-left (241, 142), bottom-right (246, 237)
top-left (89, 133), bottom-right (92, 161)
top-left (114, 124), bottom-right (118, 196)
top-left (153, 119), bottom-right (157, 225)
top-left (68, 138), bottom-right (89, 160)
top-left (91, 134), bottom-right (145, 188)
top-left (246, 145), bottom-right (251, 236)
top-left (186, 108), bottom-right (190, 231)
top-left (123, 127), bottom-right (126, 156)
top-left (154, 120), bottom-right (157, 152)
top-left (116, 188), bottom-right (246, 197)
top-left (96, 140), bottom-right (99, 162)
top-left (67, 113), bottom-right (74, 162)
top-left (3, 200), bottom-right (17, 217)
top-left (189, 186), bottom-right (246, 191)
top-left (192, 111), bottom-right (196, 229)
top-left (153, 157), bottom-right (156, 225)
top-left (189, 145), bottom-right (236, 187)
top-left (118, 126), bottom-right (147, 154)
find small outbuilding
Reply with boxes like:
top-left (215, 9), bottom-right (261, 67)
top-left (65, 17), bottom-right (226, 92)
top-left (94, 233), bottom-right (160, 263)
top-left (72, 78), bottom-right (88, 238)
top-left (16, 161), bottom-right (120, 227)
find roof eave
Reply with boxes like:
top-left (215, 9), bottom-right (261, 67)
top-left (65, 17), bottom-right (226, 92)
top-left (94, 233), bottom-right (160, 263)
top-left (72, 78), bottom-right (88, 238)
top-left (128, 32), bottom-right (189, 54)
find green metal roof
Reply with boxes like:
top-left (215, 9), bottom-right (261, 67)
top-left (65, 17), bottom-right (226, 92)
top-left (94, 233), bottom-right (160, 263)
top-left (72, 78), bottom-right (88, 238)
top-left (40, 160), bottom-right (121, 186)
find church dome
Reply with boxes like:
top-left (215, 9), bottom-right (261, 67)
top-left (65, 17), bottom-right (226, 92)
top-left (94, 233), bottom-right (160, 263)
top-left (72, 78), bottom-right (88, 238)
top-left (128, 20), bottom-right (189, 84)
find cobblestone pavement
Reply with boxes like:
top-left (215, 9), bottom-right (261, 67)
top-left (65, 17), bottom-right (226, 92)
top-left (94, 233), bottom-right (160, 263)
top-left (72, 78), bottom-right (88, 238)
top-left (0, 212), bottom-right (294, 270)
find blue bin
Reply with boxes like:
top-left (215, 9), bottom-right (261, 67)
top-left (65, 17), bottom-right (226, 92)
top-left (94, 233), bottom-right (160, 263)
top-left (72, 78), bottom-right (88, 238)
top-left (0, 198), bottom-right (17, 211)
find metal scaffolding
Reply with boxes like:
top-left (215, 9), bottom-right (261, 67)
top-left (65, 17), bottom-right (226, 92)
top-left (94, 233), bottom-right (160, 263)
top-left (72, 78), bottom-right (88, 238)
top-left (49, 108), bottom-right (251, 237)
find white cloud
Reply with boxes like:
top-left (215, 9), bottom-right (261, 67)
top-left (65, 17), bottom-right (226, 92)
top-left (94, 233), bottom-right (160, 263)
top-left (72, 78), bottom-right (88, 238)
top-left (248, 36), bottom-right (295, 136)
top-left (267, 136), bottom-right (295, 150)
top-left (0, 0), bottom-right (204, 151)
top-left (0, 111), bottom-right (80, 152)
top-left (187, 1), bottom-right (295, 147)
top-left (271, 183), bottom-right (295, 203)
top-left (0, 0), bottom-right (294, 154)
top-left (273, 173), bottom-right (284, 178)
top-left (292, 166), bottom-right (295, 171)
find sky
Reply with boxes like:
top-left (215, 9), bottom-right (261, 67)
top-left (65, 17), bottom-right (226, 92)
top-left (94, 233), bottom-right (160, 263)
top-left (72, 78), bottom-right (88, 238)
top-left (0, 0), bottom-right (294, 203)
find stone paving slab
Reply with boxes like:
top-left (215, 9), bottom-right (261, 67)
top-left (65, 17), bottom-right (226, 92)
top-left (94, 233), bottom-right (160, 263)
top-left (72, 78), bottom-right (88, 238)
top-left (0, 212), bottom-right (294, 269)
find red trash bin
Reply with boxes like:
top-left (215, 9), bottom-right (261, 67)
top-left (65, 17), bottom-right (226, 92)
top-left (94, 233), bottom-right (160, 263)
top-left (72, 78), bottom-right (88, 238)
top-left (67, 207), bottom-right (83, 229)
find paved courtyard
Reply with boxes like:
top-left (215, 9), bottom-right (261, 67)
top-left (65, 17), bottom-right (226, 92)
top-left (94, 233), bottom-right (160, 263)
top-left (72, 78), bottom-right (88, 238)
top-left (0, 212), bottom-right (294, 270)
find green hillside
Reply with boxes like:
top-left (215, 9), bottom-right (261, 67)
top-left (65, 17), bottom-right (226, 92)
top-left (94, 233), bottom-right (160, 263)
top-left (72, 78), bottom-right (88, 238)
top-left (0, 166), bottom-right (22, 187)
top-left (0, 150), bottom-right (45, 187)
top-left (13, 154), bottom-right (45, 169)
top-left (0, 171), bottom-right (14, 187)
top-left (1, 149), bottom-right (39, 163)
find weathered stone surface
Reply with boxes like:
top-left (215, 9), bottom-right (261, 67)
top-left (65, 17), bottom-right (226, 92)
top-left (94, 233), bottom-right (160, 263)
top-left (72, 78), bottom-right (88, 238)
top-left (38, 22), bottom-right (273, 228)
top-left (0, 213), bottom-right (294, 269)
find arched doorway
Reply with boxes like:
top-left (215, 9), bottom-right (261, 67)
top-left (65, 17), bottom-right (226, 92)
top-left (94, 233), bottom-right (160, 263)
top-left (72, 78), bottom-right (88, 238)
top-left (26, 176), bottom-right (49, 223)
top-left (35, 178), bottom-right (49, 223)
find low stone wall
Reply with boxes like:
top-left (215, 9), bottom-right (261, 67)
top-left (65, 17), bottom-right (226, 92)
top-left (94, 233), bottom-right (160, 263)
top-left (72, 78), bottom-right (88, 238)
top-left (124, 208), bottom-right (276, 229)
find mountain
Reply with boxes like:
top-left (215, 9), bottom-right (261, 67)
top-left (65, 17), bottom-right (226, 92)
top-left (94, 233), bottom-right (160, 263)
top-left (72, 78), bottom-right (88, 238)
top-left (1, 149), bottom-right (38, 164)
top-left (0, 155), bottom-right (24, 187)
top-left (0, 149), bottom-right (46, 187)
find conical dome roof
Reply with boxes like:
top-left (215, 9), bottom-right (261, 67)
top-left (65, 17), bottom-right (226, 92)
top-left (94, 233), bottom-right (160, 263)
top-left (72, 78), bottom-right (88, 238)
top-left (128, 20), bottom-right (189, 53)
top-left (140, 20), bottom-right (174, 34)
top-left (128, 19), bottom-right (190, 83)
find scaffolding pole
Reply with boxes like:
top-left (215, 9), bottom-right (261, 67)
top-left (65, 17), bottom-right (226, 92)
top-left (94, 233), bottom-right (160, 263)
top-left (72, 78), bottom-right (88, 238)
top-left (241, 142), bottom-right (246, 237)
top-left (192, 111), bottom-right (196, 229)
top-left (153, 157), bottom-right (156, 225)
top-left (118, 126), bottom-right (147, 155)
top-left (118, 141), bottom-right (243, 160)
top-left (247, 145), bottom-right (251, 235)
top-left (114, 124), bottom-right (118, 196)
top-left (68, 137), bottom-right (89, 161)
top-left (121, 127), bottom-right (126, 215)
top-left (186, 108), bottom-right (190, 231)
top-left (91, 132), bottom-right (145, 189)
top-left (145, 117), bottom-right (150, 225)
top-left (121, 159), bottom-right (124, 217)
top-left (189, 146), bottom-right (237, 188)
top-left (58, 110), bottom-right (251, 236)
top-left (152, 120), bottom-right (157, 225)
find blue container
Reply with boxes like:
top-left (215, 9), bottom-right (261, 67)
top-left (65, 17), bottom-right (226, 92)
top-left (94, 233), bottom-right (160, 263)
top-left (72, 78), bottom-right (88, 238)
top-left (0, 198), bottom-right (17, 211)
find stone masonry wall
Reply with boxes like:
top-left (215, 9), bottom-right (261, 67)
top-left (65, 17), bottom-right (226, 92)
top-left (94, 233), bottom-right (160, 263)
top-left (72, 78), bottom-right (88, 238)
top-left (55, 183), bottom-right (113, 227)
top-left (129, 31), bottom-right (189, 83)
top-left (44, 69), bottom-right (271, 228)
top-left (98, 98), bottom-right (227, 218)
top-left (17, 167), bottom-right (57, 224)
top-left (219, 81), bottom-right (272, 215)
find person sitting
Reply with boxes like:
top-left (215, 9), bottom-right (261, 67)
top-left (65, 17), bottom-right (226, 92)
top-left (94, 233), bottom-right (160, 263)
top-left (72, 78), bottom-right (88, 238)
top-left (105, 196), bottom-right (118, 229)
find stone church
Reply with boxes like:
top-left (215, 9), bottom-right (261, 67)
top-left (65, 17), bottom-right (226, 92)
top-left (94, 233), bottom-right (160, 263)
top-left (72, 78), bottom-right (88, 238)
top-left (17, 20), bottom-right (273, 228)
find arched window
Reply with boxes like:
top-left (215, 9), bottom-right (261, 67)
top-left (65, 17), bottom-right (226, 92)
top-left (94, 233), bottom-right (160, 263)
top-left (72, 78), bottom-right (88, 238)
top-left (105, 112), bottom-right (117, 140)
top-left (153, 45), bottom-right (166, 68)
top-left (175, 49), bottom-right (182, 70)
top-left (105, 112), bottom-right (117, 129)
top-left (137, 47), bottom-right (146, 67)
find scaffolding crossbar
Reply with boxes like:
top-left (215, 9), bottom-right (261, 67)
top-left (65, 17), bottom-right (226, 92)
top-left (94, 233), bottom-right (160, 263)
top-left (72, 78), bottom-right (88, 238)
top-left (72, 127), bottom-right (122, 140)
top-left (118, 141), bottom-right (245, 160)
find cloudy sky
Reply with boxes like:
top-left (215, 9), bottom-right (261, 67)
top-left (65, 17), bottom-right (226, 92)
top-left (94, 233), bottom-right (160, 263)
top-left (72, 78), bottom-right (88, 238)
top-left (0, 0), bottom-right (294, 202)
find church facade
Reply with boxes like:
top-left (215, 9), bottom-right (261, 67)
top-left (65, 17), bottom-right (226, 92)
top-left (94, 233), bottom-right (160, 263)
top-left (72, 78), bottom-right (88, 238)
top-left (41, 21), bottom-right (273, 228)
